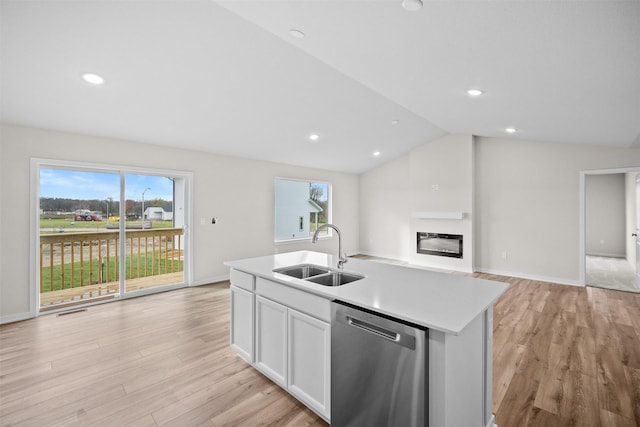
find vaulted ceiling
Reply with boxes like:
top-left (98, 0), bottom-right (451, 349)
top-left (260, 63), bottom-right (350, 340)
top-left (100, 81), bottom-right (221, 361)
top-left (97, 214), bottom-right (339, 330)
top-left (1, 0), bottom-right (638, 174)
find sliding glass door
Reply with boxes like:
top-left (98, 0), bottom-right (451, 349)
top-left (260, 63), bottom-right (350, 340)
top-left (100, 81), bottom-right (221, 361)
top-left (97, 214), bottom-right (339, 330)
top-left (123, 173), bottom-right (185, 293)
top-left (38, 168), bottom-right (121, 310)
top-left (36, 161), bottom-right (190, 311)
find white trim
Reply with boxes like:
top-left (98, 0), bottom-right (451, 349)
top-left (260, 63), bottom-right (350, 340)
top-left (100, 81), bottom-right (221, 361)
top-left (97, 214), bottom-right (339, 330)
top-left (356, 250), bottom-right (407, 263)
top-left (0, 311), bottom-right (34, 325)
top-left (191, 275), bottom-right (230, 286)
top-left (356, 251), bottom-right (473, 274)
top-left (30, 158), bottom-right (194, 317)
top-left (585, 252), bottom-right (626, 258)
top-left (29, 159), bottom-right (40, 319)
top-left (475, 268), bottom-right (582, 287)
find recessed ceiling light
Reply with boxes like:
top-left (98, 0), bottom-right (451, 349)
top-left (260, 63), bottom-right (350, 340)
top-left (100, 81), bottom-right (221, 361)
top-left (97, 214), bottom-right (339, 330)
top-left (309, 133), bottom-right (320, 142)
top-left (505, 127), bottom-right (517, 134)
top-left (289, 29), bottom-right (305, 39)
top-left (81, 73), bottom-right (105, 85)
top-left (373, 151), bottom-right (381, 157)
top-left (467, 89), bottom-right (483, 97)
top-left (391, 119), bottom-right (400, 125)
top-left (402, 0), bottom-right (423, 11)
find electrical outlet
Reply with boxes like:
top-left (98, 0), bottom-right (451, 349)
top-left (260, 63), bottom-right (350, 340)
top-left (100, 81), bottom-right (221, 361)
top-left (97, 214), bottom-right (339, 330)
top-left (431, 184), bottom-right (440, 191)
top-left (200, 218), bottom-right (206, 225)
top-left (501, 251), bottom-right (508, 260)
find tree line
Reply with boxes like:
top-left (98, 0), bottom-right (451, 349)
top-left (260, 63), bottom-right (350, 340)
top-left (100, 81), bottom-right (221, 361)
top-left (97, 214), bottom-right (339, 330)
top-left (40, 197), bottom-right (172, 215)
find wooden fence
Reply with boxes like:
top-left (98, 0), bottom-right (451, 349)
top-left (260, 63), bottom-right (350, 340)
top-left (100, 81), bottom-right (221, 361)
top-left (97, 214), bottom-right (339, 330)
top-left (39, 228), bottom-right (184, 295)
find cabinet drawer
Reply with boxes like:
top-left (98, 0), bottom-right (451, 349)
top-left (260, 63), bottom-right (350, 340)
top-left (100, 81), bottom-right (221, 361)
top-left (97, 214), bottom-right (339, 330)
top-left (256, 277), bottom-right (331, 322)
top-left (230, 269), bottom-right (254, 291)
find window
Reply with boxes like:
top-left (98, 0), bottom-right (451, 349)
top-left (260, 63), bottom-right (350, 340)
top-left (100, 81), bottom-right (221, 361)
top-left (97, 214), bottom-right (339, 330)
top-left (274, 178), bottom-right (330, 242)
top-left (33, 159), bottom-right (192, 312)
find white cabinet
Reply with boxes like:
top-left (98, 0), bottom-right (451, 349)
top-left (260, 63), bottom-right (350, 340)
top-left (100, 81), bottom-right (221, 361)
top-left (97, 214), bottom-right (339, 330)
top-left (229, 270), bottom-right (331, 422)
top-left (255, 295), bottom-right (287, 387)
top-left (230, 285), bottom-right (254, 363)
top-left (288, 309), bottom-right (330, 418)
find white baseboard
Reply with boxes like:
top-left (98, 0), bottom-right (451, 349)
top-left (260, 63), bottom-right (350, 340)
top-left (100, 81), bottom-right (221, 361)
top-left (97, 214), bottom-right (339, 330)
top-left (190, 274), bottom-right (230, 287)
top-left (475, 268), bottom-right (582, 287)
top-left (586, 252), bottom-right (625, 258)
top-left (356, 250), bottom-right (406, 261)
top-left (0, 310), bottom-right (35, 325)
top-left (356, 252), bottom-right (583, 287)
top-left (356, 251), bottom-right (474, 274)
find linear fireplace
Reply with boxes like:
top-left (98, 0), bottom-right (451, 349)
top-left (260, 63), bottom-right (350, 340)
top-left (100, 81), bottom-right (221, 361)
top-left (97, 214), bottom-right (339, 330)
top-left (417, 232), bottom-right (463, 258)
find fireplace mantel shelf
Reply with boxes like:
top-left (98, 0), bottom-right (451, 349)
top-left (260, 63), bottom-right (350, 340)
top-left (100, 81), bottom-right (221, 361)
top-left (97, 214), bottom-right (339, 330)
top-left (413, 211), bottom-right (464, 220)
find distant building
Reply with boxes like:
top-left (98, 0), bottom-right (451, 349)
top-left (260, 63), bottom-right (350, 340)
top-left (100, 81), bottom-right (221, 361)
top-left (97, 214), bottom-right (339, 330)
top-left (144, 207), bottom-right (173, 221)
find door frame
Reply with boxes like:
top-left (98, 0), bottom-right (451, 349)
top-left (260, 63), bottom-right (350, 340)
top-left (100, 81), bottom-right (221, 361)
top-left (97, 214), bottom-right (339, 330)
top-left (579, 166), bottom-right (640, 286)
top-left (30, 158), bottom-right (193, 317)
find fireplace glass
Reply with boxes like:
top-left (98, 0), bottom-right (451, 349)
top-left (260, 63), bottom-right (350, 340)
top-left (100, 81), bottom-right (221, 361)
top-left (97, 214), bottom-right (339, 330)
top-left (417, 232), bottom-right (463, 258)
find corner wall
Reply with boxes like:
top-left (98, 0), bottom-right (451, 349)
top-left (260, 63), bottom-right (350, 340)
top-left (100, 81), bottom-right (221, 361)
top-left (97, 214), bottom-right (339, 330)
top-left (474, 138), bottom-right (640, 284)
top-left (408, 135), bottom-right (474, 272)
top-left (0, 125), bottom-right (359, 322)
top-left (359, 134), bottom-right (474, 272)
top-left (360, 134), bottom-right (640, 285)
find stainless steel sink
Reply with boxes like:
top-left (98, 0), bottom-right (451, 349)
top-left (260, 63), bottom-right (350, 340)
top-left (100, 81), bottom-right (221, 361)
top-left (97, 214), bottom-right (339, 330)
top-left (273, 264), bottom-right (330, 279)
top-left (273, 264), bottom-right (364, 286)
top-left (305, 271), bottom-right (364, 287)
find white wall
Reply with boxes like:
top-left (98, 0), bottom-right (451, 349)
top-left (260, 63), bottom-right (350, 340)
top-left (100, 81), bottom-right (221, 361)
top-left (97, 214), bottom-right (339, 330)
top-left (360, 135), bottom-right (640, 285)
top-left (0, 124), bottom-right (359, 322)
top-left (358, 155), bottom-right (411, 260)
top-left (359, 134), bottom-right (474, 272)
top-left (585, 174), bottom-right (626, 257)
top-left (474, 137), bottom-right (640, 284)
top-left (408, 135), bottom-right (474, 272)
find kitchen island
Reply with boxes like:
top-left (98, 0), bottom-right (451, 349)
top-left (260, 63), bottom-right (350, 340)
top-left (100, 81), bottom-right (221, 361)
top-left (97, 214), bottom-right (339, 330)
top-left (225, 251), bottom-right (509, 427)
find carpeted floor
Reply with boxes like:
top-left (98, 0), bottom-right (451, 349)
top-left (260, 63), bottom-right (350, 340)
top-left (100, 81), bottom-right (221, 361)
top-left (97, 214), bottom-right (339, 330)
top-left (585, 255), bottom-right (640, 293)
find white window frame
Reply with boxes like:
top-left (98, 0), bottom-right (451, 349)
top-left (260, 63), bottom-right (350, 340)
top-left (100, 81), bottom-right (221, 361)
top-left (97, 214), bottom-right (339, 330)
top-left (274, 177), bottom-right (332, 244)
top-left (30, 158), bottom-right (193, 316)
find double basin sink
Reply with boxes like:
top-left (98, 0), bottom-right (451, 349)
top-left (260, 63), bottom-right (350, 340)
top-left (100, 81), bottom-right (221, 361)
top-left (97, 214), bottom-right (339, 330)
top-left (273, 264), bottom-right (364, 287)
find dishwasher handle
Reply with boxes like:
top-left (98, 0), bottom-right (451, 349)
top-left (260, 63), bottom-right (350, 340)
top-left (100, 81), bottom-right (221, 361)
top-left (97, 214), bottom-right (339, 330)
top-left (348, 316), bottom-right (399, 341)
top-left (345, 315), bottom-right (416, 350)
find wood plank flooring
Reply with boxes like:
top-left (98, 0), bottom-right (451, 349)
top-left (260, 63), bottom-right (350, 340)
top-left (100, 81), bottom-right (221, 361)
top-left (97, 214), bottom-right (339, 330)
top-left (1, 272), bottom-right (639, 426)
top-left (485, 273), bottom-right (640, 427)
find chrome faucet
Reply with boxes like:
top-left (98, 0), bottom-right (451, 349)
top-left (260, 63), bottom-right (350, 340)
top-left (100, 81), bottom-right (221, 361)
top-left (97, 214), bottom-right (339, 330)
top-left (312, 223), bottom-right (348, 269)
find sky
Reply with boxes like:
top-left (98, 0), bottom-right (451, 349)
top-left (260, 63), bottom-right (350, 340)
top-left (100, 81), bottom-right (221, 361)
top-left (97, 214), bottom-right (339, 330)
top-left (40, 169), bottom-right (174, 201)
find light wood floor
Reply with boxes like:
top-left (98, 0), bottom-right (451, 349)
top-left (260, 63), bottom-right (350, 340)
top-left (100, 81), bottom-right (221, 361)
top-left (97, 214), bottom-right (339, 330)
top-left (1, 273), bottom-right (639, 426)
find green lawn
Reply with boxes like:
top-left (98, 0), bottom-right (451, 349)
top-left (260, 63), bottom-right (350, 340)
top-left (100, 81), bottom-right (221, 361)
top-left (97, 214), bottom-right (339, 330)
top-left (41, 253), bottom-right (183, 292)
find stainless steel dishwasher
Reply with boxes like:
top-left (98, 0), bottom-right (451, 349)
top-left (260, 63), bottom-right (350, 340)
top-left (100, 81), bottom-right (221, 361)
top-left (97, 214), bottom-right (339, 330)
top-left (331, 301), bottom-right (428, 427)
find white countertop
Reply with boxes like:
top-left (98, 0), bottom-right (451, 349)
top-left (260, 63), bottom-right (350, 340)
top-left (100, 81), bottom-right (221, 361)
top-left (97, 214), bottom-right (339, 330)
top-left (224, 251), bottom-right (509, 335)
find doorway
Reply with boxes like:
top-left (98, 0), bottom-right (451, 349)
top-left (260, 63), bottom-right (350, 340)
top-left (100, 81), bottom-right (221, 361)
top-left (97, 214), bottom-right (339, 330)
top-left (580, 167), bottom-right (640, 293)
top-left (33, 159), bottom-right (192, 312)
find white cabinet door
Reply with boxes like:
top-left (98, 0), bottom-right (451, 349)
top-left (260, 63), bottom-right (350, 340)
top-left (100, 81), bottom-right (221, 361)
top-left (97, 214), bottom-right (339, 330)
top-left (255, 295), bottom-right (287, 387)
top-left (287, 309), bottom-right (331, 419)
top-left (230, 285), bottom-right (254, 363)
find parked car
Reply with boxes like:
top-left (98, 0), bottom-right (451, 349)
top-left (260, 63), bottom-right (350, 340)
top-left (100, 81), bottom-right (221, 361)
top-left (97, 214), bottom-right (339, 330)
top-left (74, 209), bottom-right (103, 221)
